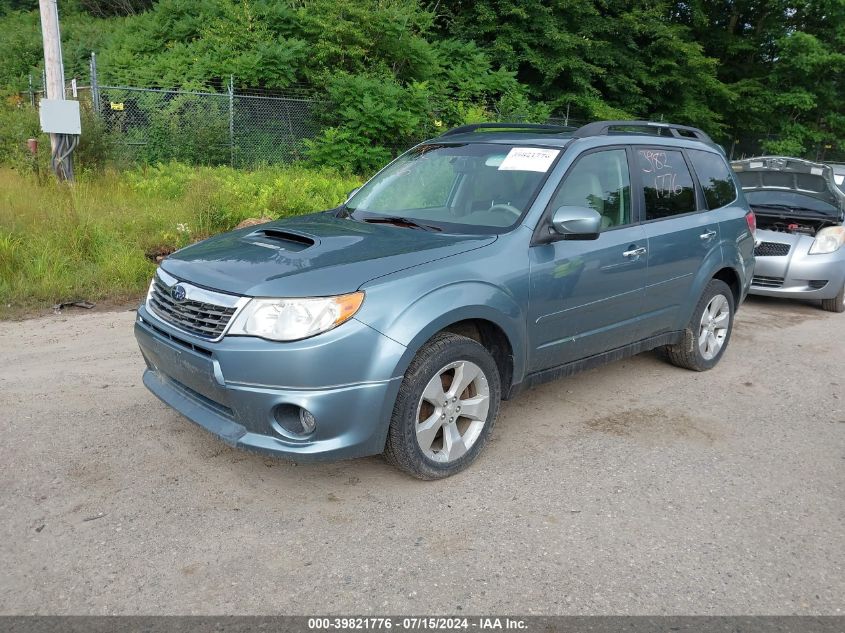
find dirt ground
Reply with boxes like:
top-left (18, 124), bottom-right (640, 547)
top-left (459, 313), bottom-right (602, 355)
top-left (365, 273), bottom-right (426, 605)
top-left (0, 296), bottom-right (842, 615)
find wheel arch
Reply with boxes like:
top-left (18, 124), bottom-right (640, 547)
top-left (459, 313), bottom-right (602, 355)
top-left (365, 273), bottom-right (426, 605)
top-left (376, 283), bottom-right (526, 397)
top-left (711, 266), bottom-right (742, 307)
top-left (435, 318), bottom-right (515, 399)
top-left (397, 308), bottom-right (523, 397)
top-left (679, 251), bottom-right (745, 328)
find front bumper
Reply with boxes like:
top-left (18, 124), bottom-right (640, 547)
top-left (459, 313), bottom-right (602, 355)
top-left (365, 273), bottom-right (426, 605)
top-left (750, 230), bottom-right (845, 300)
top-left (135, 305), bottom-right (406, 462)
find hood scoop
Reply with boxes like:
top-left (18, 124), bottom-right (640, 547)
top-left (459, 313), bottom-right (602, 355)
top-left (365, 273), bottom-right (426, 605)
top-left (246, 228), bottom-right (316, 252)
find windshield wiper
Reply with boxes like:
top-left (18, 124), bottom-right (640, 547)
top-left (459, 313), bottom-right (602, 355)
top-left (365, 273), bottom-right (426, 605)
top-left (360, 215), bottom-right (442, 232)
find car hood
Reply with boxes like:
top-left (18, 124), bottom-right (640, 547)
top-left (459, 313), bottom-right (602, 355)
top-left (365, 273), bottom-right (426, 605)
top-left (731, 156), bottom-right (845, 212)
top-left (160, 211), bottom-right (496, 297)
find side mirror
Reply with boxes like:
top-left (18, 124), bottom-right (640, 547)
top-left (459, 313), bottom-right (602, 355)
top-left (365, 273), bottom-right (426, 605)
top-left (550, 206), bottom-right (602, 240)
top-left (346, 187), bottom-right (360, 201)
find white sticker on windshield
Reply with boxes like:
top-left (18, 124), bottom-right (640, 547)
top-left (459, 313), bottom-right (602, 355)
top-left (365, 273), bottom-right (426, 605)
top-left (749, 161), bottom-right (763, 169)
top-left (835, 175), bottom-right (844, 186)
top-left (810, 167), bottom-right (823, 176)
top-left (498, 148), bottom-right (560, 172)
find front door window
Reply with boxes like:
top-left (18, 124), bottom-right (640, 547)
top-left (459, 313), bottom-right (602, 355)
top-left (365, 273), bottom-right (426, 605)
top-left (548, 149), bottom-right (631, 229)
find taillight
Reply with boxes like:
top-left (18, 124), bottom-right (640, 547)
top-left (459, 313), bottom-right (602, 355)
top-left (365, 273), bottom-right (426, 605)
top-left (745, 210), bottom-right (756, 236)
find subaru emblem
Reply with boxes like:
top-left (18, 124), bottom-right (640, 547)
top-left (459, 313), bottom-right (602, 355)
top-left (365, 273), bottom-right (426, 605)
top-left (171, 284), bottom-right (187, 302)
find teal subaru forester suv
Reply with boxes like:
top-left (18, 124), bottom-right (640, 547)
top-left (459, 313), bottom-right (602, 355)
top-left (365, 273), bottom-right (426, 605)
top-left (136, 120), bottom-right (756, 479)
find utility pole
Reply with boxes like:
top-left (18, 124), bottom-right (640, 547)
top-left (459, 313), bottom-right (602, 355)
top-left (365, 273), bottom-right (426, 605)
top-left (39, 0), bottom-right (65, 140)
top-left (38, 0), bottom-right (76, 181)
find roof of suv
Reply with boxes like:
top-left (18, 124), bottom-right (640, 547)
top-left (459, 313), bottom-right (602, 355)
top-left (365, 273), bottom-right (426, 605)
top-left (430, 120), bottom-right (721, 153)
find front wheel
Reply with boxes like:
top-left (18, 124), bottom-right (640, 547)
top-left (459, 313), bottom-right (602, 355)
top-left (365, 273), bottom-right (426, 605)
top-left (383, 332), bottom-right (501, 479)
top-left (820, 281), bottom-right (845, 313)
top-left (663, 279), bottom-right (735, 371)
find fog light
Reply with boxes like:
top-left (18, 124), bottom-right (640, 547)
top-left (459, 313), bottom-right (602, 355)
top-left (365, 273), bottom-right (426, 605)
top-left (299, 408), bottom-right (317, 435)
top-left (272, 404), bottom-right (317, 437)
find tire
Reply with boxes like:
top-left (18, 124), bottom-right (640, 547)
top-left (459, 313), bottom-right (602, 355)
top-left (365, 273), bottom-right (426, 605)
top-left (820, 281), bottom-right (845, 313)
top-left (383, 332), bottom-right (501, 480)
top-left (663, 279), bottom-right (735, 372)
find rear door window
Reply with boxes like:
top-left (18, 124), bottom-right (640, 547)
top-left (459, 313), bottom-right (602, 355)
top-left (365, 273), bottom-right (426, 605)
top-left (635, 148), bottom-right (697, 220)
top-left (688, 149), bottom-right (737, 209)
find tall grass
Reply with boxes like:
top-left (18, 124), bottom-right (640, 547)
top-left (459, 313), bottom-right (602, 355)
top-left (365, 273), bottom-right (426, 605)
top-left (0, 164), bottom-right (360, 316)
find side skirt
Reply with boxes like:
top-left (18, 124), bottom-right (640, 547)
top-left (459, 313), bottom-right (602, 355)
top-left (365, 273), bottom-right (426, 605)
top-left (507, 331), bottom-right (684, 399)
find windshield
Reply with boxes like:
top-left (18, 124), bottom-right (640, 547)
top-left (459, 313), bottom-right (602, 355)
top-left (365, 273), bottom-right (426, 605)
top-left (346, 143), bottom-right (562, 233)
top-left (745, 191), bottom-right (839, 215)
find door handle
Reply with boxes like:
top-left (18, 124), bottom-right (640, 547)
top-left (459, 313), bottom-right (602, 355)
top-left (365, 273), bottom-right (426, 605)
top-left (700, 229), bottom-right (717, 240)
top-left (623, 246), bottom-right (647, 258)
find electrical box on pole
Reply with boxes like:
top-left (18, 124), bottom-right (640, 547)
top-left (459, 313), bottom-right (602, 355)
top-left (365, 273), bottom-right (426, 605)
top-left (39, 99), bottom-right (81, 135)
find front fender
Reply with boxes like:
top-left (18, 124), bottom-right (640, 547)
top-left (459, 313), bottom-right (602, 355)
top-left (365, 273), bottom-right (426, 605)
top-left (356, 280), bottom-right (527, 387)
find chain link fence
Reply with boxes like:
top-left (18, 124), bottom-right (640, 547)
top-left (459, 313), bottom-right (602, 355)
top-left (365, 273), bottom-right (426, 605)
top-left (93, 85), bottom-right (321, 168)
top-left (28, 65), bottom-right (323, 168)
top-left (232, 91), bottom-right (321, 166)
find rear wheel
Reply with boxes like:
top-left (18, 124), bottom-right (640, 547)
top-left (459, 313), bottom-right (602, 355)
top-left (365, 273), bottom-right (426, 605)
top-left (820, 281), bottom-right (845, 313)
top-left (383, 332), bottom-right (501, 480)
top-left (664, 279), bottom-right (735, 371)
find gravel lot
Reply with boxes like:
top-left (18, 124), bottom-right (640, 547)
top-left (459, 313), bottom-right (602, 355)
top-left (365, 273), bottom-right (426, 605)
top-left (0, 297), bottom-right (842, 615)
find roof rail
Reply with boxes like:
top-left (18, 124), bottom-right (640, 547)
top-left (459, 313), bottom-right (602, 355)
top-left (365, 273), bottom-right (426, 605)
top-left (439, 122), bottom-right (572, 137)
top-left (572, 120), bottom-right (713, 143)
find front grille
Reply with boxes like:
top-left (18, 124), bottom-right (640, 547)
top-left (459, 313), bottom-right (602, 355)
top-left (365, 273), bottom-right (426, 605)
top-left (754, 241), bottom-right (791, 257)
top-left (148, 276), bottom-right (238, 339)
top-left (142, 318), bottom-right (213, 356)
top-left (752, 275), bottom-right (785, 288)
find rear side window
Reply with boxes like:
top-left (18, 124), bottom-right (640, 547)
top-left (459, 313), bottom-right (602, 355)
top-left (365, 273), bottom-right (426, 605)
top-left (688, 149), bottom-right (737, 209)
top-left (635, 148), bottom-right (697, 220)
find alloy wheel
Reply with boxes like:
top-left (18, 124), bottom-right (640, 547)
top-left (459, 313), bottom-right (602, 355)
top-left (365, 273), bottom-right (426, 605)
top-left (415, 360), bottom-right (490, 463)
top-left (698, 294), bottom-right (730, 360)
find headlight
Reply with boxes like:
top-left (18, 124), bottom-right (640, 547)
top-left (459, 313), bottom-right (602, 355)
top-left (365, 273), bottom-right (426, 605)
top-left (809, 226), bottom-right (845, 255)
top-left (227, 292), bottom-right (364, 341)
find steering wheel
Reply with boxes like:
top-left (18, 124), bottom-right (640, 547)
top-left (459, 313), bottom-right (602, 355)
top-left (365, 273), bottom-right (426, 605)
top-left (487, 203), bottom-right (522, 220)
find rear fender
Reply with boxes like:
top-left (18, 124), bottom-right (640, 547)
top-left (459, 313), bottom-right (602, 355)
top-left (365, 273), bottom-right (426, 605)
top-left (679, 243), bottom-right (747, 328)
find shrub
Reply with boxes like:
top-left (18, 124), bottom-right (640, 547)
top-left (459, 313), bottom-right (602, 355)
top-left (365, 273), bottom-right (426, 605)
top-left (0, 99), bottom-right (46, 172)
top-left (74, 102), bottom-right (118, 171)
top-left (305, 127), bottom-right (394, 175)
top-left (305, 73), bottom-right (430, 174)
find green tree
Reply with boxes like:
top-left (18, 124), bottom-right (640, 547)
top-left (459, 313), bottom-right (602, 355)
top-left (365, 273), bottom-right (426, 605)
top-left (688, 0), bottom-right (845, 159)
top-left (434, 1), bottom-right (731, 133)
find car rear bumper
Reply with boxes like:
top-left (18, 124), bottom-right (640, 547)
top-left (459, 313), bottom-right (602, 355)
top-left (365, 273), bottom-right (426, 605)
top-left (135, 305), bottom-right (405, 462)
top-left (750, 230), bottom-right (845, 299)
